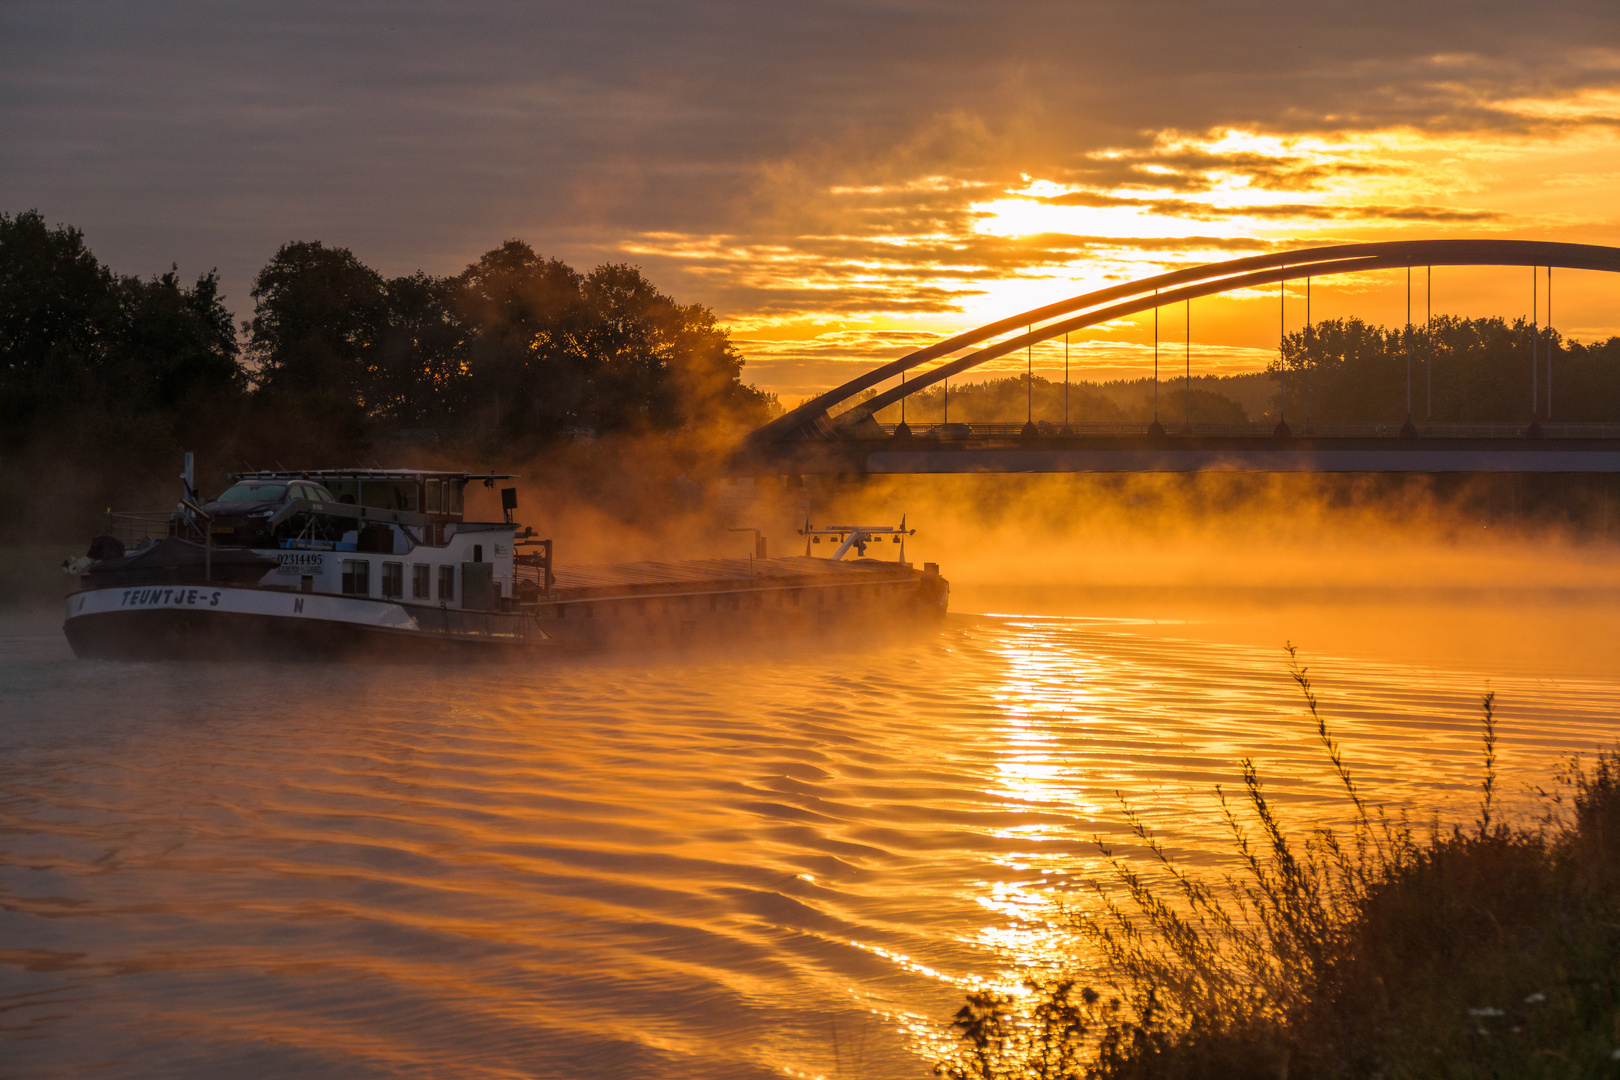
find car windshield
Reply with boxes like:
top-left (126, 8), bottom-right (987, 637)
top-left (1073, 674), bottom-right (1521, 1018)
top-left (217, 483), bottom-right (287, 503)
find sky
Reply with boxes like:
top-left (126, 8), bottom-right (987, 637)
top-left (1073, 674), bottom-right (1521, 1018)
top-left (5, 0), bottom-right (1620, 401)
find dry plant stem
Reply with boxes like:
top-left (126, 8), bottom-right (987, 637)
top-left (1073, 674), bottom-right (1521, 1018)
top-left (940, 650), bottom-right (1620, 1080)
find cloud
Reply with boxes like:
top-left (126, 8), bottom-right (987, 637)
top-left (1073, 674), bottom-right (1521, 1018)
top-left (1028, 192), bottom-right (1501, 223)
top-left (2, 0), bottom-right (1618, 395)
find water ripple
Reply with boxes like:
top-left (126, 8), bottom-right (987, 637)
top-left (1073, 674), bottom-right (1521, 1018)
top-left (3, 607), bottom-right (1618, 1077)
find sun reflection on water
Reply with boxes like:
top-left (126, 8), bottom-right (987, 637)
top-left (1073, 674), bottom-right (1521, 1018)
top-left (7, 605), bottom-right (1620, 1077)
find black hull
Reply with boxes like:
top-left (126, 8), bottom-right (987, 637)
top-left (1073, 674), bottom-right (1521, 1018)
top-left (64, 608), bottom-right (534, 662)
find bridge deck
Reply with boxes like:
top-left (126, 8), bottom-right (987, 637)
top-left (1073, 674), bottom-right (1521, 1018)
top-left (742, 432), bottom-right (1620, 475)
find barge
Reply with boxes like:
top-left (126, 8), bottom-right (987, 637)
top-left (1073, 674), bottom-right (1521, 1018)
top-left (62, 468), bottom-right (948, 661)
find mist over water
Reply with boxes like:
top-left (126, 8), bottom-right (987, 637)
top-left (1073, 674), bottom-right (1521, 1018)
top-left (5, 547), bottom-right (1620, 1079)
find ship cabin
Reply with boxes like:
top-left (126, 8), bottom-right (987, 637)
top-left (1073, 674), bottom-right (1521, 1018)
top-left (217, 469), bottom-right (533, 612)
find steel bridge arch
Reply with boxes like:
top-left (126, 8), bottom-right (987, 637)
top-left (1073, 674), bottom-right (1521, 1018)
top-left (747, 239), bottom-right (1620, 447)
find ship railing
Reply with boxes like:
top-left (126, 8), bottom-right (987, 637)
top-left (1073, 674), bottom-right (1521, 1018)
top-left (103, 510), bottom-right (190, 546)
top-left (103, 507), bottom-right (216, 581)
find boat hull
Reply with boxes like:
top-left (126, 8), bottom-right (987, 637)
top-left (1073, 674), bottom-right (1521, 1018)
top-left (63, 584), bottom-right (544, 661)
top-left (62, 558), bottom-right (951, 661)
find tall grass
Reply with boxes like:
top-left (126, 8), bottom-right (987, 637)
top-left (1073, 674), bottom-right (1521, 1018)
top-left (937, 648), bottom-right (1620, 1079)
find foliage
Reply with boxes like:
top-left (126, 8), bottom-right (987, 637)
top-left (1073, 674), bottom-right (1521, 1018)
top-left (0, 210), bottom-right (241, 449)
top-left (863, 375), bottom-right (1251, 427)
top-left (245, 237), bottom-right (775, 440)
top-left (247, 240), bottom-right (389, 406)
top-left (868, 376), bottom-right (1132, 426)
top-left (1272, 314), bottom-right (1620, 423)
top-left (937, 652), bottom-right (1620, 1079)
top-left (0, 212), bottom-right (778, 538)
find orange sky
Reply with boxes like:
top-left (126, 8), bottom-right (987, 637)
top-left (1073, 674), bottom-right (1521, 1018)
top-left (627, 110), bottom-right (1620, 401)
top-left (5, 3), bottom-right (1618, 403)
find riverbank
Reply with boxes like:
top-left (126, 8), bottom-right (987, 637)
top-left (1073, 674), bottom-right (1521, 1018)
top-left (937, 684), bottom-right (1620, 1080)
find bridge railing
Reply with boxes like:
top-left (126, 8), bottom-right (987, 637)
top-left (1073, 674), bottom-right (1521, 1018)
top-left (872, 421), bottom-right (1620, 440)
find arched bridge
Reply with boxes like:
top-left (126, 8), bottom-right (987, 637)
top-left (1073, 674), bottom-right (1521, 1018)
top-left (737, 239), bottom-right (1620, 475)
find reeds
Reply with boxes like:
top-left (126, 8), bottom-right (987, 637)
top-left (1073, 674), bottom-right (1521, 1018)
top-left (936, 649), bottom-right (1620, 1079)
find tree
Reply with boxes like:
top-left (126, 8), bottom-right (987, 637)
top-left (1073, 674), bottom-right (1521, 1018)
top-left (455, 240), bottom-right (590, 437)
top-left (239, 236), bottom-right (775, 441)
top-left (452, 244), bottom-right (774, 437)
top-left (580, 262), bottom-right (773, 431)
top-left (246, 240), bottom-right (388, 406)
top-left (109, 268), bottom-right (242, 413)
top-left (372, 272), bottom-right (465, 425)
top-left (1273, 315), bottom-right (1620, 423)
top-left (0, 210), bottom-right (116, 442)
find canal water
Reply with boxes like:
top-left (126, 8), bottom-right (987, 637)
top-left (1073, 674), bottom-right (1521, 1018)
top-left (3, 585), bottom-right (1619, 1078)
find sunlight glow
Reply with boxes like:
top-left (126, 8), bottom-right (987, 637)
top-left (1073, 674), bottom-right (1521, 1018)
top-left (618, 91), bottom-right (1620, 400)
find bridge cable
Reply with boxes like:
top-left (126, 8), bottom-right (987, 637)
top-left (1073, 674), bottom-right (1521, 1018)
top-left (1279, 268), bottom-right (1287, 431)
top-left (1026, 326), bottom-right (1033, 430)
top-left (1185, 299), bottom-right (1191, 431)
top-left (1305, 276), bottom-right (1311, 432)
top-left (1405, 267), bottom-right (1412, 421)
top-left (1547, 266), bottom-right (1553, 421)
top-left (751, 239), bottom-right (1620, 447)
top-left (1063, 331), bottom-right (1070, 433)
top-left (1153, 292), bottom-right (1159, 425)
top-left (1532, 266), bottom-right (1539, 420)
top-left (1426, 267), bottom-right (1432, 421)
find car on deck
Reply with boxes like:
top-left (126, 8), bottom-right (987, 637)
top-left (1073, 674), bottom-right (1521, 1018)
top-left (199, 478), bottom-right (339, 547)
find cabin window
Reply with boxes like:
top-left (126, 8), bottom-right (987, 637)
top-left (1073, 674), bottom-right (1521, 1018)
top-left (438, 566), bottom-right (454, 602)
top-left (360, 480), bottom-right (417, 512)
top-left (341, 560), bottom-right (369, 596)
top-left (412, 564), bottom-right (430, 599)
top-left (381, 562), bottom-right (404, 599)
top-left (473, 544), bottom-right (483, 563)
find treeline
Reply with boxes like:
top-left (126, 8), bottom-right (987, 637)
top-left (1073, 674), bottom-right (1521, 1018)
top-left (866, 375), bottom-right (1250, 425)
top-left (1276, 315), bottom-right (1620, 423)
top-left (864, 315), bottom-right (1620, 428)
top-left (246, 238), bottom-right (775, 437)
top-left (0, 210), bottom-right (776, 467)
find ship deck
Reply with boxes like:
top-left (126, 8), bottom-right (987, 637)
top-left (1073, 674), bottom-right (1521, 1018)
top-left (526, 555), bottom-right (918, 601)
